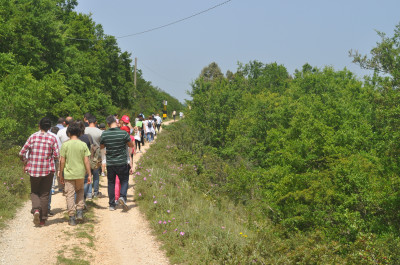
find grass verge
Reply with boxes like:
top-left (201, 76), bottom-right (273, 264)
top-left (0, 146), bottom-right (30, 229)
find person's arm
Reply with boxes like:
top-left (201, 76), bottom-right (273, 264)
top-left (84, 156), bottom-right (92, 184)
top-left (59, 156), bottom-right (65, 184)
top-left (127, 140), bottom-right (134, 148)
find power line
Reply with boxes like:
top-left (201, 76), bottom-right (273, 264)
top-left (68, 0), bottom-right (232, 41)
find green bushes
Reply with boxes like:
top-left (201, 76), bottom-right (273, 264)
top-left (0, 147), bottom-right (30, 228)
top-left (136, 123), bottom-right (397, 263)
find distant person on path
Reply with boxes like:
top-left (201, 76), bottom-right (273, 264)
top-left (57, 116), bottom-right (74, 144)
top-left (100, 115), bottom-right (134, 211)
top-left (172, 110), bottom-right (176, 121)
top-left (85, 115), bottom-right (103, 198)
top-left (19, 117), bottom-right (59, 226)
top-left (133, 126), bottom-right (141, 153)
top-left (146, 116), bottom-right (155, 143)
top-left (56, 117), bottom-right (65, 130)
top-left (59, 121), bottom-right (92, 226)
top-left (179, 111), bottom-right (183, 119)
top-left (155, 113), bottom-right (162, 134)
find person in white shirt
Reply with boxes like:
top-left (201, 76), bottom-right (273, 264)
top-left (155, 114), bottom-right (162, 133)
top-left (57, 116), bottom-right (74, 144)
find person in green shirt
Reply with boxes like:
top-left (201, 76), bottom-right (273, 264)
top-left (59, 121), bottom-right (92, 226)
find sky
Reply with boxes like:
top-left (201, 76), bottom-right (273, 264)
top-left (75, 0), bottom-right (400, 103)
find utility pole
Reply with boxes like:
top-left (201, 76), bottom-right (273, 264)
top-left (134, 57), bottom-right (137, 88)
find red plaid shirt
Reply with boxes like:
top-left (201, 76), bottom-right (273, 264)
top-left (19, 131), bottom-right (60, 177)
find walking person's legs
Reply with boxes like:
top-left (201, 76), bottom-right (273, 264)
top-left (83, 173), bottom-right (92, 199)
top-left (107, 165), bottom-right (117, 209)
top-left (75, 179), bottom-right (85, 221)
top-left (115, 175), bottom-right (121, 201)
top-left (38, 173), bottom-right (53, 222)
top-left (64, 179), bottom-right (77, 217)
top-left (92, 168), bottom-right (100, 197)
top-left (117, 164), bottom-right (130, 211)
top-left (30, 176), bottom-right (42, 224)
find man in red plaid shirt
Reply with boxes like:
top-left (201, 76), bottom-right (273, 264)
top-left (19, 117), bottom-right (60, 226)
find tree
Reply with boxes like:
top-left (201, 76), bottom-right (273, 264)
top-left (199, 62), bottom-right (223, 82)
top-left (349, 22), bottom-right (400, 88)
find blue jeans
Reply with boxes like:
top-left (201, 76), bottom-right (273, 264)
top-left (107, 164), bottom-right (130, 207)
top-left (84, 168), bottom-right (101, 198)
top-left (147, 132), bottom-right (154, 142)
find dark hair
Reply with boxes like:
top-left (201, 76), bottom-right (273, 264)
top-left (39, 117), bottom-right (52, 131)
top-left (99, 123), bottom-right (106, 129)
top-left (75, 120), bottom-right (86, 135)
top-left (50, 126), bottom-right (60, 134)
top-left (106, 115), bottom-right (116, 125)
top-left (84, 112), bottom-right (92, 120)
top-left (88, 115), bottom-right (97, 124)
top-left (57, 117), bottom-right (65, 124)
top-left (65, 117), bottom-right (74, 126)
top-left (66, 121), bottom-right (82, 137)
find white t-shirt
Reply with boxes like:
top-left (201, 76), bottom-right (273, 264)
top-left (155, 116), bottom-right (162, 125)
top-left (57, 127), bottom-right (69, 143)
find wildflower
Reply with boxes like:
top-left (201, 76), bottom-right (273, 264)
top-left (149, 174), bottom-right (151, 176)
top-left (174, 228), bottom-right (178, 232)
top-left (158, 221), bottom-right (162, 224)
top-left (20, 178), bottom-right (24, 180)
top-left (153, 195), bottom-right (156, 199)
top-left (163, 230), bottom-right (167, 234)
top-left (180, 232), bottom-right (185, 236)
top-left (154, 201), bottom-right (157, 204)
top-left (139, 193), bottom-right (142, 197)
top-left (163, 221), bottom-right (167, 224)
top-left (167, 210), bottom-right (170, 213)
top-left (168, 220), bottom-right (171, 223)
top-left (143, 177), bottom-right (147, 181)
top-left (221, 226), bottom-right (225, 229)
top-left (240, 232), bottom-right (243, 235)
top-left (172, 218), bottom-right (175, 220)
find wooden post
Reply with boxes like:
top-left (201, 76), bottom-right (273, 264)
top-left (134, 57), bottom-right (137, 88)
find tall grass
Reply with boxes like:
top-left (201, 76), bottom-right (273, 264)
top-left (0, 146), bottom-right (30, 228)
top-left (135, 123), bottom-right (395, 264)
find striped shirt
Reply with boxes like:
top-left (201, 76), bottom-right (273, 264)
top-left (19, 131), bottom-right (59, 177)
top-left (100, 127), bottom-right (131, 166)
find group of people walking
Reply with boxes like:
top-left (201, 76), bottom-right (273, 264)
top-left (19, 112), bottom-right (163, 226)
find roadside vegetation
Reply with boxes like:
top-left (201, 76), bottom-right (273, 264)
top-left (0, 147), bottom-right (30, 228)
top-left (135, 23), bottom-right (400, 264)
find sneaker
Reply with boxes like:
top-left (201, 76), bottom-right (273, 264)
top-left (118, 197), bottom-right (129, 211)
top-left (101, 172), bottom-right (105, 177)
top-left (68, 216), bottom-right (76, 226)
top-left (93, 192), bottom-right (102, 198)
top-left (109, 206), bottom-right (115, 211)
top-left (51, 189), bottom-right (55, 195)
top-left (33, 210), bottom-right (40, 226)
top-left (39, 220), bottom-right (46, 226)
top-left (48, 210), bottom-right (54, 217)
top-left (76, 210), bottom-right (83, 221)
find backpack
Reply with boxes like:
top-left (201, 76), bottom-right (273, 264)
top-left (147, 120), bottom-right (152, 129)
top-left (88, 135), bottom-right (101, 170)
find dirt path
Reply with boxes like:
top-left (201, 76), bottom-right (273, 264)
top-left (0, 121), bottom-right (173, 265)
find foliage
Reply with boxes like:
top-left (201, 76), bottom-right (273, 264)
top-left (0, 0), bottom-right (182, 145)
top-left (135, 123), bottom-right (396, 264)
top-left (182, 24), bottom-right (400, 260)
top-left (0, 147), bottom-right (30, 228)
